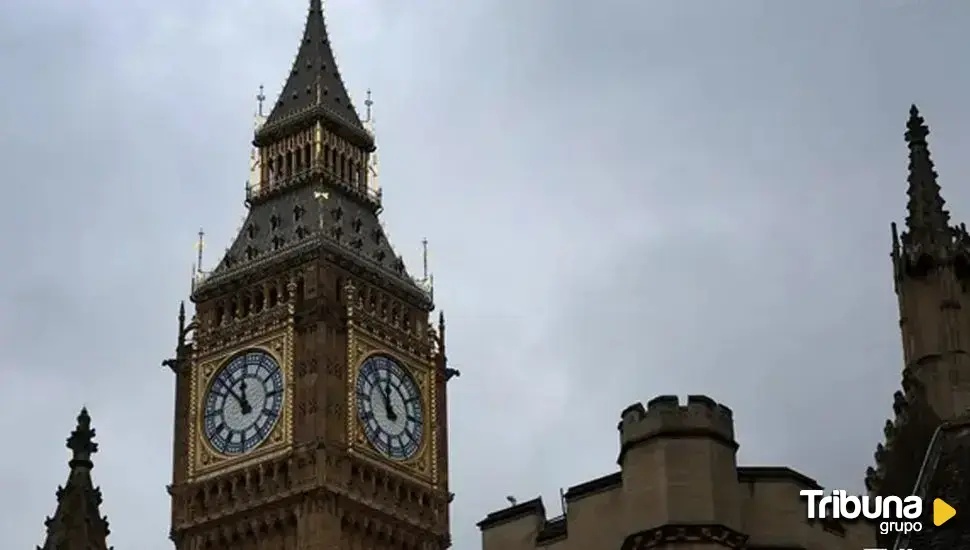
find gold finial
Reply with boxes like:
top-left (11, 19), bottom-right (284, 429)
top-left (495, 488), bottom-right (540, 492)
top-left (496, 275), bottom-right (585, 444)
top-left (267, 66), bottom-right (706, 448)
top-left (365, 89), bottom-right (374, 122)
top-left (315, 74), bottom-right (323, 105)
top-left (313, 189), bottom-right (330, 229)
top-left (256, 84), bottom-right (266, 117)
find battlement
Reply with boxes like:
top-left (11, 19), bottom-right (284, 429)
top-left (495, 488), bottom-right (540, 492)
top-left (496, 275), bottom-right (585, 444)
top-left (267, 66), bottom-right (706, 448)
top-left (618, 395), bottom-right (736, 463)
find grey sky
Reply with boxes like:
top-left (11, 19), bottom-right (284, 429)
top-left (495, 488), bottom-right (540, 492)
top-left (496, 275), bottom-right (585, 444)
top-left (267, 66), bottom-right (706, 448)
top-left (2, 1), bottom-right (969, 548)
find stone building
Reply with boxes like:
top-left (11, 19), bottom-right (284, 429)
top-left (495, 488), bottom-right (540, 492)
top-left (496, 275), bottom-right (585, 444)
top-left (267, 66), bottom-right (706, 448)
top-left (476, 105), bottom-right (970, 550)
top-left (28, 2), bottom-right (970, 550)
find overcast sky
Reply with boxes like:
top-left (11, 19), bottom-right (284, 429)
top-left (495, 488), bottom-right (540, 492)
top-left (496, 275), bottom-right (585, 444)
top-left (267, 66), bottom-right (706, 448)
top-left (2, 1), bottom-right (970, 548)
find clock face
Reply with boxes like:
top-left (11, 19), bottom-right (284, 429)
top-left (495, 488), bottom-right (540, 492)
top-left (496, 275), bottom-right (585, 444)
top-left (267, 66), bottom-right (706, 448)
top-left (202, 350), bottom-right (284, 456)
top-left (355, 355), bottom-right (424, 460)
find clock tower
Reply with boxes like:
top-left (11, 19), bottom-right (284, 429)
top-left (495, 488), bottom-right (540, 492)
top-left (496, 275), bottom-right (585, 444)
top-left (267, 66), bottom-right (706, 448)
top-left (164, 2), bottom-right (453, 549)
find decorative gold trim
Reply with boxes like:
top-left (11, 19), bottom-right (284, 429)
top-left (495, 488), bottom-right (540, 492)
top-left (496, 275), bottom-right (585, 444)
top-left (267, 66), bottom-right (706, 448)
top-left (351, 349), bottom-right (430, 463)
top-left (187, 327), bottom-right (294, 479)
top-left (346, 315), bottom-right (437, 484)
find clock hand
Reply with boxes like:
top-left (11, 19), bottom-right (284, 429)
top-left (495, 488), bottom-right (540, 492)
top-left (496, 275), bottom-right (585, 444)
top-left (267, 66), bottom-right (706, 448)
top-left (219, 380), bottom-right (246, 408)
top-left (381, 380), bottom-right (397, 422)
top-left (238, 380), bottom-right (253, 414)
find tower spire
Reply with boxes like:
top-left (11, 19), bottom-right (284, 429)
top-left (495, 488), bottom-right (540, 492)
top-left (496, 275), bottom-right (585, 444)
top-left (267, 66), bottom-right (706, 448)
top-left (37, 408), bottom-right (111, 550)
top-left (902, 105), bottom-right (950, 249)
top-left (258, 0), bottom-right (370, 147)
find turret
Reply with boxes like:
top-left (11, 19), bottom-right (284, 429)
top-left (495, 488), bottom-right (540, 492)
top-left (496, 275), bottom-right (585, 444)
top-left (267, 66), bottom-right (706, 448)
top-left (868, 105), bottom-right (969, 547)
top-left (37, 408), bottom-right (112, 550)
top-left (617, 395), bottom-right (740, 534)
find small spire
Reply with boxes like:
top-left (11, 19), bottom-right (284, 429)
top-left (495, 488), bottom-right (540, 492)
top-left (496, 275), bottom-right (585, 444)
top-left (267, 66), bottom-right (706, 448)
top-left (903, 104), bottom-right (950, 248)
top-left (195, 228), bottom-right (205, 273)
top-left (163, 301), bottom-right (189, 373)
top-left (365, 89), bottom-right (374, 123)
top-left (256, 84), bottom-right (266, 117)
top-left (422, 238), bottom-right (429, 280)
top-left (177, 301), bottom-right (187, 351)
top-left (37, 408), bottom-right (111, 550)
top-left (66, 408), bottom-right (98, 470)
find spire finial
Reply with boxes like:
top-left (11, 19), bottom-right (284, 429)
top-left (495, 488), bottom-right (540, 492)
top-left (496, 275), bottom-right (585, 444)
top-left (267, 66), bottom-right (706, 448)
top-left (195, 229), bottom-right (205, 274)
top-left (903, 104), bottom-right (950, 248)
top-left (365, 89), bottom-right (374, 123)
top-left (66, 408), bottom-right (98, 469)
top-left (422, 238), bottom-right (429, 279)
top-left (256, 84), bottom-right (266, 117)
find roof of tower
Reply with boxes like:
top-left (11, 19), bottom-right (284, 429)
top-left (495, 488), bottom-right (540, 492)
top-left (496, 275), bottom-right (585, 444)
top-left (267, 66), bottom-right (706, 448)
top-left (192, 2), bottom-right (429, 308)
top-left (257, 0), bottom-right (372, 149)
top-left (37, 408), bottom-right (112, 550)
top-left (902, 104), bottom-right (951, 247)
top-left (193, 175), bottom-right (432, 309)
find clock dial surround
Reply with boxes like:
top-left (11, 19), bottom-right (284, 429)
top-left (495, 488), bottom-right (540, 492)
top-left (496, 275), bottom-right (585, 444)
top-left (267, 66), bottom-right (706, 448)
top-left (355, 354), bottom-right (425, 461)
top-left (202, 349), bottom-right (284, 456)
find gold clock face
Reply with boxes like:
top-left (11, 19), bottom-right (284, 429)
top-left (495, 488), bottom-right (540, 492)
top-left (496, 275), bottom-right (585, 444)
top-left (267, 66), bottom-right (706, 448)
top-left (355, 355), bottom-right (425, 460)
top-left (201, 350), bottom-right (284, 455)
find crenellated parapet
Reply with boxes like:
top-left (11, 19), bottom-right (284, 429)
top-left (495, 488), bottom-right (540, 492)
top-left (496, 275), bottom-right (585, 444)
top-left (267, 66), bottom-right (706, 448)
top-left (618, 394), bottom-right (735, 464)
top-left (479, 393), bottom-right (871, 550)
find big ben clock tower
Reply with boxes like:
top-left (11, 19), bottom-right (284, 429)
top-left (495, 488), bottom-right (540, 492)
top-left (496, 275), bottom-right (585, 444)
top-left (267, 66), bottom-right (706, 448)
top-left (164, 2), bottom-right (453, 549)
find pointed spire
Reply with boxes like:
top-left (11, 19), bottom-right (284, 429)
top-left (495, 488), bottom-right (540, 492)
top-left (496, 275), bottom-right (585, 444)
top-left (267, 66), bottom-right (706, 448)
top-left (261, 0), bottom-right (368, 142)
top-left (256, 84), bottom-right (266, 117)
top-left (37, 408), bottom-right (111, 550)
top-left (903, 104), bottom-right (950, 248)
top-left (66, 407), bottom-right (98, 470)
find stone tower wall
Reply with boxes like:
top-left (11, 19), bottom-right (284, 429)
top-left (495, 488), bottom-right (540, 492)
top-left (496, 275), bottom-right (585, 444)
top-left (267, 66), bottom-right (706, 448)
top-left (618, 394), bottom-right (741, 534)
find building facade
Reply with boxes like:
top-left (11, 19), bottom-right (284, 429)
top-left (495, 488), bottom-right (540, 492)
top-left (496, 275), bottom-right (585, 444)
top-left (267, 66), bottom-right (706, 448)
top-left (29, 3), bottom-right (970, 550)
top-left (476, 106), bottom-right (970, 550)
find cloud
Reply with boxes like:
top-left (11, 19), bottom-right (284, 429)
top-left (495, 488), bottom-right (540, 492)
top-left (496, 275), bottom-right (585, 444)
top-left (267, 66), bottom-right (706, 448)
top-left (1, 1), bottom-right (969, 549)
